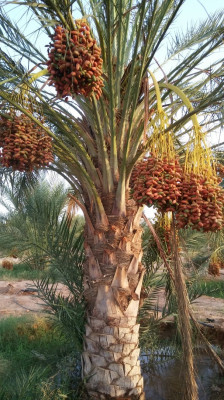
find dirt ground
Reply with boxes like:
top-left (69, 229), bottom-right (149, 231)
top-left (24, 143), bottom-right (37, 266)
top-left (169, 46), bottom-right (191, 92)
top-left (0, 279), bottom-right (70, 319)
top-left (0, 278), bottom-right (224, 329)
top-left (0, 257), bottom-right (70, 319)
top-left (0, 259), bottom-right (223, 332)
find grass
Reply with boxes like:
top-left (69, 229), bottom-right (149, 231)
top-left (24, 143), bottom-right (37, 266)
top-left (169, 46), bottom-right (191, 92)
top-left (0, 315), bottom-right (66, 376)
top-left (195, 278), bottom-right (224, 299)
top-left (0, 315), bottom-right (82, 399)
top-left (0, 315), bottom-right (63, 369)
top-left (0, 263), bottom-right (49, 280)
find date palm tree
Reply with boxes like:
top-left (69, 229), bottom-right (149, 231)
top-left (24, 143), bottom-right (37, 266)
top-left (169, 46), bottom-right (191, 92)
top-left (0, 1), bottom-right (224, 398)
top-left (0, 177), bottom-right (71, 266)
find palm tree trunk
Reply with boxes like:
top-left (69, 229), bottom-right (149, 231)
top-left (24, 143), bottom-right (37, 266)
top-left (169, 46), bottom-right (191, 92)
top-left (82, 196), bottom-right (145, 399)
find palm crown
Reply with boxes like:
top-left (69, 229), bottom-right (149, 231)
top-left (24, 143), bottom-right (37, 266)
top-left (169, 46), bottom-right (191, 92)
top-left (0, 0), bottom-right (223, 225)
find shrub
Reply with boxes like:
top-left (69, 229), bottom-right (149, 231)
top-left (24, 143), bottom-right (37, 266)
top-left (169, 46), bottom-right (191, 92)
top-left (2, 260), bottom-right (13, 270)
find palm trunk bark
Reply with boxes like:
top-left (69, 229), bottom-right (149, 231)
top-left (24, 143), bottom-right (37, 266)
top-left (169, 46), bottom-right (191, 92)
top-left (82, 195), bottom-right (145, 399)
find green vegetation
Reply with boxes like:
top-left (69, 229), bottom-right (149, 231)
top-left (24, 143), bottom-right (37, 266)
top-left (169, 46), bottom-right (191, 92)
top-left (0, 180), bottom-right (75, 269)
top-left (0, 315), bottom-right (64, 372)
top-left (0, 262), bottom-right (48, 281)
top-left (0, 203), bottom-right (85, 399)
top-left (0, 315), bottom-right (82, 400)
top-left (190, 279), bottom-right (224, 300)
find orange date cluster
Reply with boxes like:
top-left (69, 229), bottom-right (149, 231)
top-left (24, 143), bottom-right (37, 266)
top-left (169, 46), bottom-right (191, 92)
top-left (47, 22), bottom-right (104, 100)
top-left (131, 157), bottom-right (224, 232)
top-left (0, 112), bottom-right (53, 172)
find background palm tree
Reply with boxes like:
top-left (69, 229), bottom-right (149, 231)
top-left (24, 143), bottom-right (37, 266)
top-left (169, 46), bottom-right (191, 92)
top-left (0, 1), bottom-right (224, 398)
top-left (0, 177), bottom-right (72, 265)
top-left (0, 167), bottom-right (41, 215)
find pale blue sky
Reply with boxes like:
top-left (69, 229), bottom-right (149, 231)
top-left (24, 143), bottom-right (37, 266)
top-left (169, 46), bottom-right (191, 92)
top-left (177, 0), bottom-right (223, 26)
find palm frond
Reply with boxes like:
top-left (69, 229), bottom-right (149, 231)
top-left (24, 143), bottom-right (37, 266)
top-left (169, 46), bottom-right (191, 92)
top-left (0, 179), bottom-right (70, 258)
top-left (35, 215), bottom-right (85, 350)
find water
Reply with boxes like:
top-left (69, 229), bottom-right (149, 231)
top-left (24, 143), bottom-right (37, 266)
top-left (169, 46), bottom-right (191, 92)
top-left (141, 348), bottom-right (224, 400)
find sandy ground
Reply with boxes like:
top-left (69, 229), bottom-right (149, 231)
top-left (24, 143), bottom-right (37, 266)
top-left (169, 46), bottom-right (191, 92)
top-left (0, 257), bottom-right (70, 319)
top-left (0, 280), bottom-right (71, 319)
top-left (0, 279), bottom-right (223, 327)
top-left (0, 258), bottom-right (223, 330)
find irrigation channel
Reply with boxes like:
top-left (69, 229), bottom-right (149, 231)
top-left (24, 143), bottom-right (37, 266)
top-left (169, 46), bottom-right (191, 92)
top-left (142, 345), bottom-right (224, 400)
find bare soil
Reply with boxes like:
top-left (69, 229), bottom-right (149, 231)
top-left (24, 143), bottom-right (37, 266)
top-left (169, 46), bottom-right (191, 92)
top-left (0, 279), bottom-right (224, 326)
top-left (0, 279), bottom-right (70, 319)
top-left (0, 259), bottom-right (223, 332)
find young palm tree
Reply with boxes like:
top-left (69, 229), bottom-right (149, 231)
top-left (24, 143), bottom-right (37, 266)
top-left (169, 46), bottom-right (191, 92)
top-left (0, 1), bottom-right (224, 398)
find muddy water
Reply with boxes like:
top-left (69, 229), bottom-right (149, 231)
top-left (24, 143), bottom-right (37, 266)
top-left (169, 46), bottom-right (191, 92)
top-left (142, 349), bottom-right (224, 400)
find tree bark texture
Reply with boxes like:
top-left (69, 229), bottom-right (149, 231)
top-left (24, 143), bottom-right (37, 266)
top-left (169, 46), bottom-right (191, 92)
top-left (82, 195), bottom-right (145, 399)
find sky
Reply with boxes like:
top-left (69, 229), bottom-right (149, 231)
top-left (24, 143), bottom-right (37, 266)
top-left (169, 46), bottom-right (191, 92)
top-left (0, 0), bottom-right (224, 218)
top-left (176, 0), bottom-right (223, 25)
